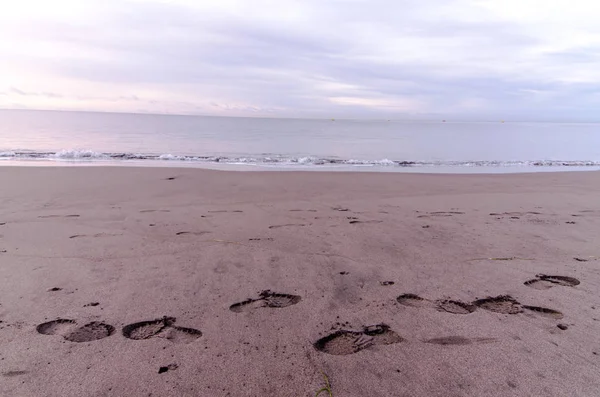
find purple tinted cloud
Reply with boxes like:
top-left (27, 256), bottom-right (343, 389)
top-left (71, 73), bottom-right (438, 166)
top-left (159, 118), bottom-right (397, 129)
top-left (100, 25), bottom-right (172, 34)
top-left (1, 0), bottom-right (599, 120)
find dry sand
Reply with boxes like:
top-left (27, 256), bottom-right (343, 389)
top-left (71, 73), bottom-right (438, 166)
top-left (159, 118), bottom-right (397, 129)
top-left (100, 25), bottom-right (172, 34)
top-left (1, 167), bottom-right (599, 396)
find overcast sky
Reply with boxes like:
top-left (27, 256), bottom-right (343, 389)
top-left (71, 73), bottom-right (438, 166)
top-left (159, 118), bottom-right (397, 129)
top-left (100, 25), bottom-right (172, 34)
top-left (1, 0), bottom-right (599, 120)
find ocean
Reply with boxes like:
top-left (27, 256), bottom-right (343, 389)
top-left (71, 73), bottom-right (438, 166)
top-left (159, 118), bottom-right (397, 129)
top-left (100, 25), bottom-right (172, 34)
top-left (1, 109), bottom-right (600, 173)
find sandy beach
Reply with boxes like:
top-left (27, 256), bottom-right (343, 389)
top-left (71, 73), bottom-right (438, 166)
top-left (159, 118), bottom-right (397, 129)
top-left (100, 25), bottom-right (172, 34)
top-left (1, 166), bottom-right (599, 397)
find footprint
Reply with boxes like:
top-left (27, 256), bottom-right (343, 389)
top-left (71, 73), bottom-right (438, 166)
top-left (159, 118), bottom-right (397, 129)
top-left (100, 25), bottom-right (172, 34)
top-left (489, 212), bottom-right (541, 216)
top-left (314, 324), bottom-right (402, 355)
top-left (63, 322), bottom-right (115, 342)
top-left (473, 295), bottom-right (523, 314)
top-left (314, 330), bottom-right (370, 355)
top-left (36, 319), bottom-right (76, 335)
top-left (229, 290), bottom-right (301, 313)
top-left (537, 275), bottom-right (580, 287)
top-left (229, 298), bottom-right (265, 313)
top-left (122, 317), bottom-right (171, 339)
top-left (396, 293), bottom-right (436, 309)
top-left (523, 279), bottom-right (555, 290)
top-left (522, 305), bottom-right (564, 319)
top-left (380, 281), bottom-right (395, 286)
top-left (139, 209), bottom-right (170, 213)
top-left (424, 336), bottom-right (496, 346)
top-left (349, 220), bottom-right (382, 224)
top-left (38, 215), bottom-right (80, 219)
top-left (2, 370), bottom-right (28, 377)
top-left (268, 224), bottom-right (306, 229)
top-left (122, 316), bottom-right (202, 344)
top-left (363, 324), bottom-right (403, 345)
top-left (175, 231), bottom-right (210, 236)
top-left (435, 299), bottom-right (477, 314)
top-left (69, 233), bottom-right (121, 239)
top-left (332, 206), bottom-right (349, 212)
top-left (36, 319), bottom-right (114, 342)
top-left (418, 211), bottom-right (465, 218)
top-left (524, 275), bottom-right (580, 289)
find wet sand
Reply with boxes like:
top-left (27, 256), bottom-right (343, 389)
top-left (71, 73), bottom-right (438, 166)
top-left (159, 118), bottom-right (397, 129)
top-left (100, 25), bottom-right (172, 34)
top-left (1, 167), bottom-right (599, 396)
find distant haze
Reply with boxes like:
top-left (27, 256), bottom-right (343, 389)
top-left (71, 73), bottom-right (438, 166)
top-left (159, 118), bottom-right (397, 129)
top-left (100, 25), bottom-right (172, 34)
top-left (1, 0), bottom-right (600, 121)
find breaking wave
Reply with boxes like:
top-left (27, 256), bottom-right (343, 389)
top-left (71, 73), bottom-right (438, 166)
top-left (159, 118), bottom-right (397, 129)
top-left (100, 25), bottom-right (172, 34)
top-left (1, 150), bottom-right (600, 168)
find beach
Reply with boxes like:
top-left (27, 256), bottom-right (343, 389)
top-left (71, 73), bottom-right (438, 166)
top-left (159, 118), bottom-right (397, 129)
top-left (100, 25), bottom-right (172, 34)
top-left (1, 166), bottom-right (599, 397)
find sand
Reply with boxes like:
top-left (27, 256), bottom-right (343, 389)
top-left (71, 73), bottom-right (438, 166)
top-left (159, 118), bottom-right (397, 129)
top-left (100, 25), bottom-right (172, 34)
top-left (0, 167), bottom-right (599, 396)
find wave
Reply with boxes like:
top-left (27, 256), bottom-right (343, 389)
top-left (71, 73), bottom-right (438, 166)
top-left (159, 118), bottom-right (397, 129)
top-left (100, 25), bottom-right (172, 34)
top-left (1, 150), bottom-right (600, 168)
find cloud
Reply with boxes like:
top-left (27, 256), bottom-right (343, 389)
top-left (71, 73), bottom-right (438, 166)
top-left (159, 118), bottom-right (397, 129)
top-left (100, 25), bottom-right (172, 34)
top-left (9, 87), bottom-right (63, 98)
top-left (1, 0), bottom-right (599, 120)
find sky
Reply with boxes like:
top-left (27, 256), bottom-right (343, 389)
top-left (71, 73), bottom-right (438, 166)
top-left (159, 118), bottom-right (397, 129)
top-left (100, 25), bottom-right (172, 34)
top-left (1, 0), bottom-right (600, 121)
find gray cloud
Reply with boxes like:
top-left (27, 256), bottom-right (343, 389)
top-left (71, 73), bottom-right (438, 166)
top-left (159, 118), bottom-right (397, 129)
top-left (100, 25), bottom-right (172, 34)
top-left (1, 0), bottom-right (599, 120)
top-left (9, 87), bottom-right (63, 98)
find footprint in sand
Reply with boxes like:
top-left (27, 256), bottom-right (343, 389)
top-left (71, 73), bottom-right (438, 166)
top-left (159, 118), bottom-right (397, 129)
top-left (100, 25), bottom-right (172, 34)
top-left (396, 293), bottom-right (437, 309)
top-left (489, 211), bottom-right (542, 217)
top-left (434, 299), bottom-right (477, 314)
top-left (314, 324), bottom-right (403, 355)
top-left (268, 224), bottom-right (306, 229)
top-left (36, 319), bottom-right (115, 342)
top-left (473, 295), bottom-right (523, 314)
top-left (524, 275), bottom-right (580, 290)
top-left (38, 214), bottom-right (80, 219)
top-left (521, 305), bottom-right (564, 319)
top-left (423, 336), bottom-right (496, 346)
top-left (396, 294), bottom-right (476, 314)
top-left (69, 233), bottom-right (121, 239)
top-left (332, 206), bottom-right (350, 212)
top-left (417, 211), bottom-right (465, 218)
top-left (229, 290), bottom-right (301, 313)
top-left (122, 316), bottom-right (202, 344)
top-left (175, 231), bottom-right (211, 236)
top-left (349, 220), bottom-right (382, 224)
top-left (473, 295), bottom-right (564, 319)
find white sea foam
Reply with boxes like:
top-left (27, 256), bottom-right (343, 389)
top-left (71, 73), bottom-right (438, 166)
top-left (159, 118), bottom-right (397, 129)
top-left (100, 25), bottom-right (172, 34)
top-left (1, 149), bottom-right (600, 170)
top-left (52, 150), bottom-right (108, 159)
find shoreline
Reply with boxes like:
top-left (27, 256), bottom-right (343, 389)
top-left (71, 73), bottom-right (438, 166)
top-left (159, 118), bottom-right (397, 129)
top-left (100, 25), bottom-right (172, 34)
top-left (2, 161), bottom-right (600, 174)
top-left (1, 167), bottom-right (599, 396)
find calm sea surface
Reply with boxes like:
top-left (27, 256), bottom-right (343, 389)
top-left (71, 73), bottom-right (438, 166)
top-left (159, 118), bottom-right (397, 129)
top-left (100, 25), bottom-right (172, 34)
top-left (1, 109), bottom-right (600, 173)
